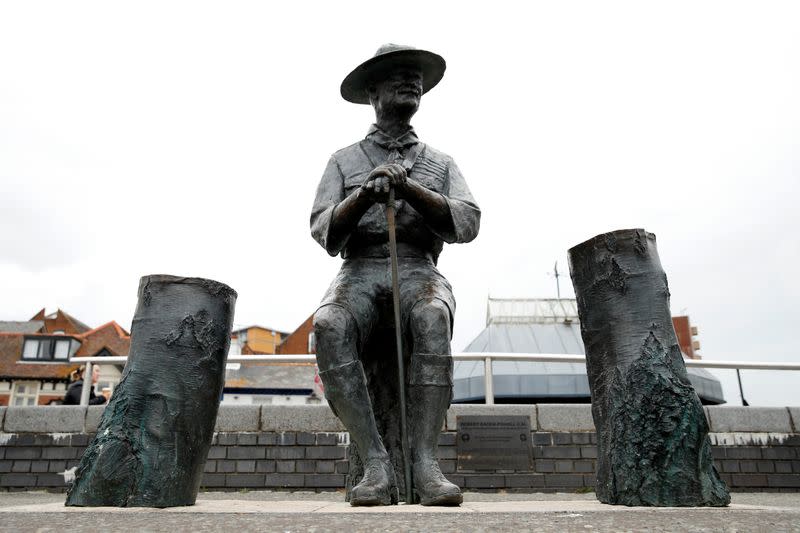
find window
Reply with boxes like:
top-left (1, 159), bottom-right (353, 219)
top-left (22, 340), bottom-right (39, 359)
top-left (53, 340), bottom-right (70, 359)
top-left (308, 332), bottom-right (316, 354)
top-left (11, 381), bottom-right (39, 406)
top-left (21, 337), bottom-right (75, 361)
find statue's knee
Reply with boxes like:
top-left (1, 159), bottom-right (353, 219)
top-left (313, 305), bottom-right (355, 342)
top-left (409, 299), bottom-right (451, 340)
top-left (313, 305), bottom-right (359, 371)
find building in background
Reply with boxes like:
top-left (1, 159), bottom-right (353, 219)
top-left (276, 314), bottom-right (315, 355)
top-left (222, 318), bottom-right (322, 405)
top-left (229, 325), bottom-right (288, 355)
top-left (672, 315), bottom-right (702, 359)
top-left (454, 298), bottom-right (725, 405)
top-left (0, 309), bottom-right (130, 406)
top-left (0, 310), bottom-right (315, 406)
top-left (222, 362), bottom-right (323, 405)
top-left (1, 304), bottom-right (716, 407)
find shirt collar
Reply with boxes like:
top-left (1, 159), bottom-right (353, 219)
top-left (366, 124), bottom-right (419, 150)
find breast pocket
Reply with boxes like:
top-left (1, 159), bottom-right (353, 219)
top-left (344, 172), bottom-right (369, 195)
top-left (411, 162), bottom-right (446, 193)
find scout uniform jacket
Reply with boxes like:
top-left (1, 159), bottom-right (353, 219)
top-left (310, 125), bottom-right (480, 264)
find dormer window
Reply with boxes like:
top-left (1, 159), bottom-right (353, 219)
top-left (21, 337), bottom-right (78, 361)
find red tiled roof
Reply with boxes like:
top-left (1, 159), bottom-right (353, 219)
top-left (74, 321), bottom-right (130, 357)
top-left (30, 308), bottom-right (91, 335)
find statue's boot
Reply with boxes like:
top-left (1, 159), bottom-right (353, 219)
top-left (408, 353), bottom-right (463, 506)
top-left (319, 360), bottom-right (396, 506)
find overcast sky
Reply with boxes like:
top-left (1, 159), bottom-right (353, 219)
top-left (1, 1), bottom-right (798, 406)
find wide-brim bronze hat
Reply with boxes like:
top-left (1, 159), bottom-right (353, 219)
top-left (340, 44), bottom-right (446, 105)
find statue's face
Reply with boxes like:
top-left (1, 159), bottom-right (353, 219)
top-left (371, 67), bottom-right (423, 116)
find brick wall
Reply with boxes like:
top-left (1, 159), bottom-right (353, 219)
top-left (276, 315), bottom-right (314, 355)
top-left (1, 405), bottom-right (799, 492)
top-left (202, 431), bottom-right (347, 489)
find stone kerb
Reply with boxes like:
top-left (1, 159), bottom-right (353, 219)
top-left (706, 407), bottom-right (793, 433)
top-left (85, 406), bottom-right (105, 432)
top-left (788, 407), bottom-right (800, 432)
top-left (260, 405), bottom-right (344, 432)
top-left (537, 405), bottom-right (595, 431)
top-left (3, 406), bottom-right (85, 433)
top-left (1, 405), bottom-right (800, 434)
top-left (215, 405), bottom-right (261, 432)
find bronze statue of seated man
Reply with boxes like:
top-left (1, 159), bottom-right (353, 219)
top-left (310, 44), bottom-right (480, 506)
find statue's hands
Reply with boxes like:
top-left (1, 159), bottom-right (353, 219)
top-left (361, 163), bottom-right (407, 203)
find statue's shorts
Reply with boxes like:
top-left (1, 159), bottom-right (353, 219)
top-left (318, 254), bottom-right (455, 352)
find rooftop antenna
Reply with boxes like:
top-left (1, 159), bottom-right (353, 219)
top-left (548, 261), bottom-right (562, 299)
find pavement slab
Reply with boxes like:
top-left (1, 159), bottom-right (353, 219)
top-left (0, 499), bottom-right (790, 515)
top-left (0, 492), bottom-right (798, 532)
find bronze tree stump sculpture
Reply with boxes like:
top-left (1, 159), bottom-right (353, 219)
top-left (569, 229), bottom-right (729, 506)
top-left (66, 275), bottom-right (236, 507)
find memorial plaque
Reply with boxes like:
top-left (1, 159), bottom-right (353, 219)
top-left (456, 415), bottom-right (532, 471)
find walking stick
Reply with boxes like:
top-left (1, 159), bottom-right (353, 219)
top-left (386, 187), bottom-right (413, 504)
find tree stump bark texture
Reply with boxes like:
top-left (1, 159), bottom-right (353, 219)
top-left (66, 275), bottom-right (236, 507)
top-left (568, 229), bottom-right (729, 506)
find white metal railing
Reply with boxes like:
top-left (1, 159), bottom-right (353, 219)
top-left (69, 353), bottom-right (800, 406)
